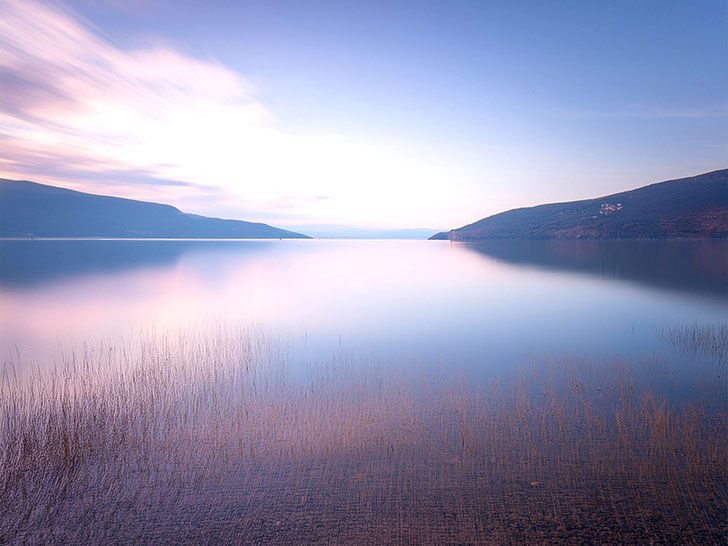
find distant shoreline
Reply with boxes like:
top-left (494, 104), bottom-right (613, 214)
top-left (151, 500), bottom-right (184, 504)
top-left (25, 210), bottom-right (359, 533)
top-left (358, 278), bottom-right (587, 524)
top-left (0, 237), bottom-right (318, 242)
top-left (2, 237), bottom-right (725, 242)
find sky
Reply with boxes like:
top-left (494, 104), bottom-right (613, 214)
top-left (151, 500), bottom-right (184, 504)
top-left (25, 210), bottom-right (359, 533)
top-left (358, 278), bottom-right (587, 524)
top-left (1, 0), bottom-right (726, 232)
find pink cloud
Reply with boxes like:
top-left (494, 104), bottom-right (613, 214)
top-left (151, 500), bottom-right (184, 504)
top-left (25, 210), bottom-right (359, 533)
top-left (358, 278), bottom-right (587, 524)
top-left (0, 0), bottom-right (266, 205)
top-left (0, 0), bottom-right (457, 227)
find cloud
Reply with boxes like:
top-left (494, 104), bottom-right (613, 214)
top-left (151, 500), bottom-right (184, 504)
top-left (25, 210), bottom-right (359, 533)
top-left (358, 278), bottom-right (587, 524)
top-left (0, 0), bottom-right (452, 226)
top-left (0, 0), bottom-right (263, 202)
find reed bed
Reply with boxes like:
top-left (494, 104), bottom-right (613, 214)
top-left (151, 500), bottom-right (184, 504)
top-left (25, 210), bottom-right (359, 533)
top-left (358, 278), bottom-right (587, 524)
top-left (1, 326), bottom-right (726, 545)
top-left (661, 322), bottom-right (728, 361)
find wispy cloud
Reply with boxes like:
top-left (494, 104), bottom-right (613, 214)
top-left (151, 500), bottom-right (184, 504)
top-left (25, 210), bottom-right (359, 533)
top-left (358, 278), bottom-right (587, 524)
top-left (0, 0), bottom-right (264, 201)
top-left (0, 0), bottom-right (449, 226)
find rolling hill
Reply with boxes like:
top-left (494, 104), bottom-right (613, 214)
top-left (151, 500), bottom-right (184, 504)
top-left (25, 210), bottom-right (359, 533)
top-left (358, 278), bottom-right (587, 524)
top-left (0, 179), bottom-right (310, 239)
top-left (430, 170), bottom-right (727, 241)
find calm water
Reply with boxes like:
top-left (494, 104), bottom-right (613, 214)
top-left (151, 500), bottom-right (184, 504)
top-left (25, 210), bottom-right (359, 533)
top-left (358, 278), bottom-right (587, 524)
top-left (1, 238), bottom-right (725, 372)
top-left (1, 239), bottom-right (726, 545)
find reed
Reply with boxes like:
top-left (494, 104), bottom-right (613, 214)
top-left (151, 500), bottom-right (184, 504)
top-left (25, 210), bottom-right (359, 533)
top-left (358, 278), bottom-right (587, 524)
top-left (661, 322), bottom-right (728, 361)
top-left (1, 325), bottom-right (725, 545)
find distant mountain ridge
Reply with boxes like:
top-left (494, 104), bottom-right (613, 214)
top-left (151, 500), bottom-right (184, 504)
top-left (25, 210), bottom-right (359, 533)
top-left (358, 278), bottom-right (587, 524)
top-left (430, 170), bottom-right (727, 241)
top-left (0, 179), bottom-right (310, 239)
top-left (284, 224), bottom-right (442, 239)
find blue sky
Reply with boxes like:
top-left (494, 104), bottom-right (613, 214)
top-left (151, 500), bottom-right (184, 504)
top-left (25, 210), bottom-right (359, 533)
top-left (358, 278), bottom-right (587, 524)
top-left (1, 0), bottom-right (725, 230)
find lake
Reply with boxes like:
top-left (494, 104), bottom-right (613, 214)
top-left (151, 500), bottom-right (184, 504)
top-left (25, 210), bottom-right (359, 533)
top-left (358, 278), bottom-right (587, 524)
top-left (2, 238), bottom-right (726, 371)
top-left (1, 239), bottom-right (726, 544)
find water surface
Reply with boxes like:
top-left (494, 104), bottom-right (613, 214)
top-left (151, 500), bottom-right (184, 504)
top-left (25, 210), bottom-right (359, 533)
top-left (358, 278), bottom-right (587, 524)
top-left (1, 239), bottom-right (725, 372)
top-left (1, 239), bottom-right (726, 545)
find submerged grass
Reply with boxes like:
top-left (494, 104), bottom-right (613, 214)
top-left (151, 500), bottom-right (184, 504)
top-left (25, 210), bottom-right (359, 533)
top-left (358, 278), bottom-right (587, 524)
top-left (661, 322), bottom-right (728, 361)
top-left (1, 325), bottom-right (726, 545)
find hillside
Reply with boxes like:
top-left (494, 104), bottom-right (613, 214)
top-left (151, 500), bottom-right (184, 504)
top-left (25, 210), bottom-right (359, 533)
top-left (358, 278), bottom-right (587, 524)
top-left (430, 170), bottom-right (727, 240)
top-left (0, 179), bottom-right (310, 239)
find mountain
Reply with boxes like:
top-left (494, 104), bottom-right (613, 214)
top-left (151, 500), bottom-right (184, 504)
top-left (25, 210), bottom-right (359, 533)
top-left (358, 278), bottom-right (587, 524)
top-left (430, 170), bottom-right (728, 241)
top-left (0, 179), bottom-right (310, 239)
top-left (282, 224), bottom-right (442, 239)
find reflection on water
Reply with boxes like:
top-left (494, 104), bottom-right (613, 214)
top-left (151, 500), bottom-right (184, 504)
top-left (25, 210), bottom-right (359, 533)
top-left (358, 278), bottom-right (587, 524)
top-left (462, 240), bottom-right (728, 301)
top-left (1, 239), bottom-right (726, 368)
top-left (1, 239), bottom-right (726, 544)
top-left (0, 239), bottom-right (274, 288)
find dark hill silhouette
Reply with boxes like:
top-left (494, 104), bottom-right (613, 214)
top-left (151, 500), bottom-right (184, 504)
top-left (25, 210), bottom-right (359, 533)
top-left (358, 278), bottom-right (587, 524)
top-left (0, 179), bottom-right (310, 239)
top-left (430, 170), bottom-right (727, 240)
